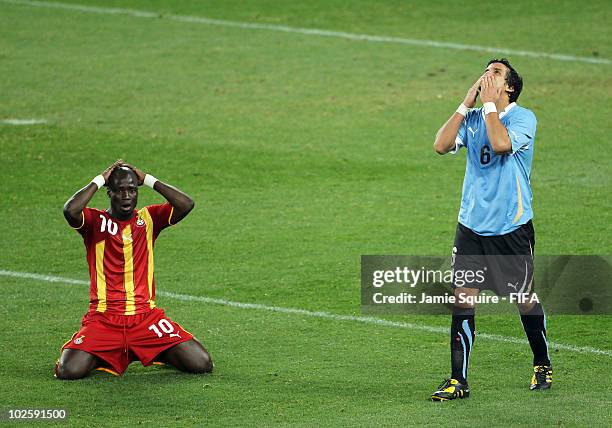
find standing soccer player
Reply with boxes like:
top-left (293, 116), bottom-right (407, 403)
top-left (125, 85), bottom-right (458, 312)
top-left (55, 161), bottom-right (213, 379)
top-left (430, 58), bottom-right (551, 400)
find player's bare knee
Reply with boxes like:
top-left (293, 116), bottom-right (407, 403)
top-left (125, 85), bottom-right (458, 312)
top-left (185, 340), bottom-right (213, 373)
top-left (55, 362), bottom-right (89, 380)
top-left (165, 341), bottom-right (213, 374)
top-left (190, 351), bottom-right (213, 374)
top-left (518, 302), bottom-right (534, 314)
top-left (202, 352), bottom-right (213, 373)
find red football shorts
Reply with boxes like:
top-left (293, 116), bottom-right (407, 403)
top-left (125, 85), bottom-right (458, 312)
top-left (61, 307), bottom-right (193, 375)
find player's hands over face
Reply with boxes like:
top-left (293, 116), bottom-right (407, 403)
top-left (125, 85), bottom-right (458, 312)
top-left (463, 74), bottom-right (485, 108)
top-left (101, 159), bottom-right (124, 184)
top-left (121, 162), bottom-right (146, 186)
top-left (479, 75), bottom-right (503, 104)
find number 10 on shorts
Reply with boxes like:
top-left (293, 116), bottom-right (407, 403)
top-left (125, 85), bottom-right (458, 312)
top-left (148, 319), bottom-right (176, 337)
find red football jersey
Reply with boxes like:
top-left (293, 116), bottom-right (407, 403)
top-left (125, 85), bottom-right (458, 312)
top-left (73, 204), bottom-right (174, 315)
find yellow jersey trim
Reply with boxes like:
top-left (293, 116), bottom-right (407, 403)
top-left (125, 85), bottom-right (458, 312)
top-left (71, 212), bottom-right (85, 230)
top-left (95, 241), bottom-right (107, 312)
top-left (513, 174), bottom-right (524, 224)
top-left (168, 206), bottom-right (175, 225)
top-left (140, 208), bottom-right (156, 309)
top-left (122, 225), bottom-right (136, 315)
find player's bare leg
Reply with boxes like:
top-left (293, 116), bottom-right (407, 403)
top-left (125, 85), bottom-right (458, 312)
top-left (517, 293), bottom-right (537, 315)
top-left (55, 349), bottom-right (101, 380)
top-left (158, 339), bottom-right (213, 374)
top-left (454, 286), bottom-right (479, 308)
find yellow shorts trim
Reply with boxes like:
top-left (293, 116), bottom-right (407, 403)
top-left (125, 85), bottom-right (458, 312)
top-left (95, 367), bottom-right (121, 377)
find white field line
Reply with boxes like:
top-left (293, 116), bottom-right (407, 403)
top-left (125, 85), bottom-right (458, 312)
top-left (1, 0), bottom-right (610, 66)
top-left (0, 118), bottom-right (48, 125)
top-left (1, 269), bottom-right (610, 357)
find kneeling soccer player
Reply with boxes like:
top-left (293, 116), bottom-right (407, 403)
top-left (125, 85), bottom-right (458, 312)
top-left (430, 58), bottom-right (551, 400)
top-left (55, 160), bottom-right (213, 379)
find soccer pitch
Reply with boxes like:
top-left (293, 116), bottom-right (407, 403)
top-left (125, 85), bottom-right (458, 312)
top-left (1, 0), bottom-right (611, 425)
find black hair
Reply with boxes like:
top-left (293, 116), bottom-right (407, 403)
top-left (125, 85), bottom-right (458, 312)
top-left (487, 58), bottom-right (522, 103)
top-left (107, 166), bottom-right (137, 191)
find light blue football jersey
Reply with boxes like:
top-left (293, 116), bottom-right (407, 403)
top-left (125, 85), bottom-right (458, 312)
top-left (451, 102), bottom-right (537, 236)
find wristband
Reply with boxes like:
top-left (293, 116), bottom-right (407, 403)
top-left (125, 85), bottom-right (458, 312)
top-left (456, 103), bottom-right (469, 117)
top-left (91, 175), bottom-right (105, 190)
top-left (144, 174), bottom-right (158, 188)
top-left (483, 102), bottom-right (497, 115)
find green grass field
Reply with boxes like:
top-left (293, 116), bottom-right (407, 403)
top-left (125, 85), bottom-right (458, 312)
top-left (1, 0), bottom-right (611, 426)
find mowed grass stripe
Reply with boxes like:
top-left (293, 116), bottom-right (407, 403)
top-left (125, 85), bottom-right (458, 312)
top-left (1, 0), bottom-right (610, 65)
top-left (2, 269), bottom-right (610, 357)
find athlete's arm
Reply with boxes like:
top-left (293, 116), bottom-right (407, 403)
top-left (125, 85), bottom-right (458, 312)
top-left (480, 75), bottom-right (512, 154)
top-left (153, 181), bottom-right (195, 224)
top-left (63, 160), bottom-right (123, 228)
top-left (433, 112), bottom-right (466, 155)
top-left (124, 163), bottom-right (195, 225)
top-left (433, 74), bottom-right (484, 155)
top-left (483, 113), bottom-right (511, 154)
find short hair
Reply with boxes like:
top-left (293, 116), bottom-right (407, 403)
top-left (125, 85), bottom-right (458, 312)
top-left (487, 58), bottom-right (523, 103)
top-left (107, 166), bottom-right (137, 191)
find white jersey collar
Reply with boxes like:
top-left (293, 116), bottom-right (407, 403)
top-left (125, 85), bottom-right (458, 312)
top-left (480, 102), bottom-right (516, 119)
top-left (499, 102), bottom-right (517, 119)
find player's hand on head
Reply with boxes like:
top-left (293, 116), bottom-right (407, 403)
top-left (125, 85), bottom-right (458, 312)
top-left (463, 73), bottom-right (485, 108)
top-left (101, 159), bottom-right (124, 185)
top-left (121, 162), bottom-right (146, 186)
